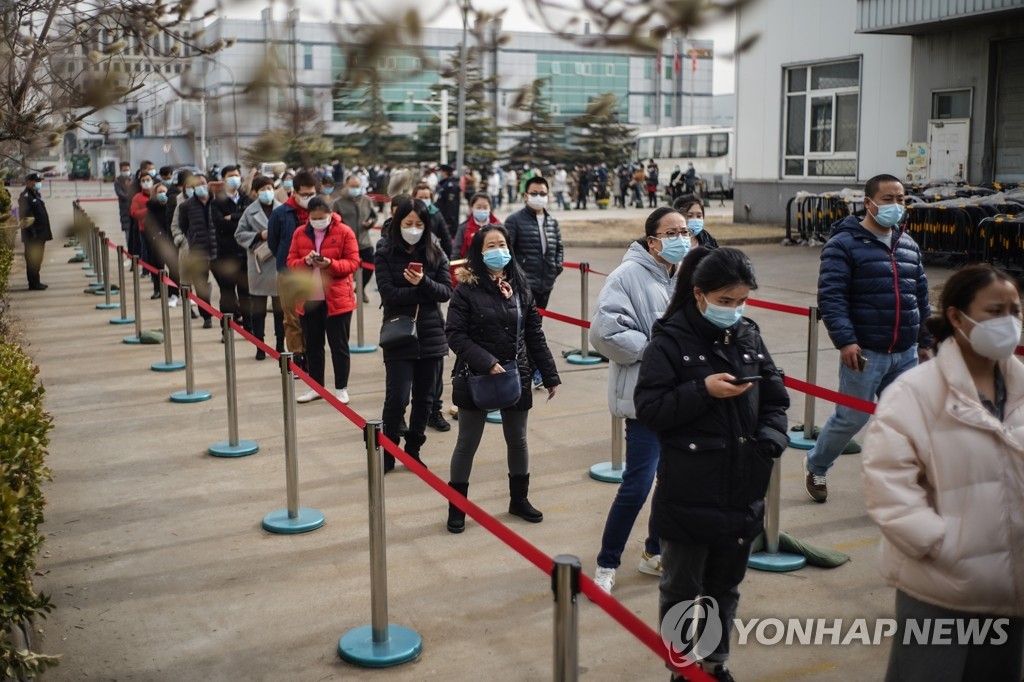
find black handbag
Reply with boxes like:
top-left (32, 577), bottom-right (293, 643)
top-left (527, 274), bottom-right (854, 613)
top-left (466, 296), bottom-right (523, 410)
top-left (379, 305), bottom-right (419, 350)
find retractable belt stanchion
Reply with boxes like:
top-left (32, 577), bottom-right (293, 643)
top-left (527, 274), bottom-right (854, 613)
top-left (747, 458), bottom-right (806, 572)
top-left (552, 554), bottom-right (582, 682)
top-left (589, 415), bottom-right (625, 483)
top-left (151, 267), bottom-right (186, 371)
top-left (123, 256), bottom-right (145, 343)
top-left (565, 262), bottom-right (601, 365)
top-left (95, 234), bottom-right (119, 309)
top-left (170, 284), bottom-right (212, 403)
top-left (87, 228), bottom-right (104, 288)
top-left (262, 352), bottom-right (325, 534)
top-left (338, 420), bottom-right (421, 667)
top-left (789, 305), bottom-right (819, 449)
top-left (350, 266), bottom-right (377, 353)
top-left (208, 314), bottom-right (259, 456)
top-left (110, 245), bottom-right (134, 324)
top-left (82, 222), bottom-right (94, 272)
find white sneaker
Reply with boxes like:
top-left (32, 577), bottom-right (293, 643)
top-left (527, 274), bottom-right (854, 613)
top-left (594, 566), bottom-right (615, 594)
top-left (336, 388), bottom-right (350, 404)
top-left (167, 295), bottom-right (179, 308)
top-left (638, 551), bottom-right (663, 577)
top-left (296, 388), bottom-right (321, 403)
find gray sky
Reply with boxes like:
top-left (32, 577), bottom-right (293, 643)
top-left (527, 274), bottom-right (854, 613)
top-left (212, 0), bottom-right (736, 94)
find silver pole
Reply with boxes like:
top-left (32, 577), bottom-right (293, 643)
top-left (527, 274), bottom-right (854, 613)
top-left (131, 255), bottom-right (143, 339)
top-left (91, 228), bottom-right (103, 286)
top-left (610, 415), bottom-right (624, 472)
top-left (222, 313), bottom-right (240, 446)
top-left (180, 284), bottom-right (196, 394)
top-left (100, 232), bottom-right (112, 305)
top-left (552, 554), bottom-right (581, 682)
top-left (84, 222), bottom-right (94, 269)
top-left (364, 419), bottom-right (390, 644)
top-left (455, 0), bottom-right (468, 181)
top-left (803, 306), bottom-right (819, 441)
top-left (279, 352), bottom-right (300, 518)
top-left (765, 459), bottom-right (782, 554)
top-left (355, 266), bottom-right (366, 347)
top-left (579, 263), bottom-right (590, 359)
top-left (160, 266), bottom-right (173, 364)
top-left (117, 245), bottom-right (128, 319)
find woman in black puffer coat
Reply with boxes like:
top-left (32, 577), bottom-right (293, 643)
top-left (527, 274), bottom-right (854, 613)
top-left (634, 247), bottom-right (789, 681)
top-left (444, 225), bottom-right (561, 533)
top-left (375, 199), bottom-right (453, 472)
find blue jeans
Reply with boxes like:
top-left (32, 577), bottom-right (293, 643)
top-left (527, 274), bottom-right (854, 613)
top-left (596, 419), bottom-right (661, 569)
top-left (806, 345), bottom-right (918, 476)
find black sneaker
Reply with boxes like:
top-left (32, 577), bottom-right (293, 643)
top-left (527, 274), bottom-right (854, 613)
top-left (707, 664), bottom-right (735, 682)
top-left (202, 318), bottom-right (212, 329)
top-left (427, 410), bottom-right (451, 432)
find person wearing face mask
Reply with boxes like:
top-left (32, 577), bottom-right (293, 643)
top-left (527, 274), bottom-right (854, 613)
top-left (862, 264), bottom-right (1024, 682)
top-left (211, 165), bottom-right (253, 331)
top-left (17, 172), bottom-right (52, 291)
top-left (170, 170), bottom-right (195, 307)
top-left (235, 176), bottom-right (284, 360)
top-left (587, 208), bottom-right (689, 594)
top-left (634, 247), bottom-right (790, 682)
top-left (434, 164), bottom-right (461, 239)
top-left (374, 199), bottom-right (453, 470)
top-left (130, 170), bottom-right (157, 280)
top-left (274, 170), bottom-right (295, 204)
top-left (142, 182), bottom-right (180, 304)
top-left (115, 161), bottom-right (134, 236)
top-left (331, 174), bottom-right (378, 303)
top-left (445, 225), bottom-right (561, 532)
top-left (804, 174), bottom-right (933, 504)
top-left (320, 176), bottom-right (335, 199)
top-left (158, 166), bottom-right (178, 203)
top-left (267, 172), bottom-right (318, 366)
top-left (454, 192), bottom-right (502, 261)
top-left (287, 197), bottom-right (360, 404)
top-left (179, 175), bottom-right (218, 328)
top-left (412, 183), bottom-right (452, 259)
top-left (673, 195), bottom-right (719, 249)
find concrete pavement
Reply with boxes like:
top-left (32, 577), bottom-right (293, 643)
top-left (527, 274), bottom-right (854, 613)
top-left (11, 192), bottom-right (952, 681)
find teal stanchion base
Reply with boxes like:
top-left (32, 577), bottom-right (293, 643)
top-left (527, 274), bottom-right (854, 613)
top-left (788, 434), bottom-right (816, 450)
top-left (110, 317), bottom-right (135, 325)
top-left (92, 288), bottom-right (118, 296)
top-left (151, 360), bottom-right (186, 372)
top-left (748, 551), bottom-right (807, 572)
top-left (123, 336), bottom-right (143, 344)
top-left (86, 279), bottom-right (103, 286)
top-left (262, 507), bottom-right (325, 534)
top-left (170, 388), bottom-right (212, 403)
top-left (338, 625), bottom-right (422, 668)
top-left (486, 410), bottom-right (502, 424)
top-left (82, 265), bottom-right (93, 271)
top-left (565, 353), bottom-right (603, 366)
top-left (208, 439), bottom-right (259, 457)
top-left (95, 302), bottom-right (119, 310)
top-left (349, 344), bottom-right (377, 354)
top-left (589, 461), bottom-right (626, 483)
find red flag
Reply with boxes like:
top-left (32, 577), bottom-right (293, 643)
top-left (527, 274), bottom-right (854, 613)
top-left (691, 48), bottom-right (697, 73)
top-left (673, 46), bottom-right (681, 76)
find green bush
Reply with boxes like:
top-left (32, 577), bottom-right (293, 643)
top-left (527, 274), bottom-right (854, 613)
top-left (0, 224), bottom-right (59, 677)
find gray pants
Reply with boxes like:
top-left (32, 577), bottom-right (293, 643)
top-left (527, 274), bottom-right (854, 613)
top-left (448, 408), bottom-right (529, 483)
top-left (886, 590), bottom-right (1024, 682)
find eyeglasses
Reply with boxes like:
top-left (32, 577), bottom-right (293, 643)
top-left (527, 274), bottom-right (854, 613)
top-left (527, 191), bottom-right (548, 197)
top-left (653, 229), bottom-right (692, 239)
top-left (297, 192), bottom-right (317, 199)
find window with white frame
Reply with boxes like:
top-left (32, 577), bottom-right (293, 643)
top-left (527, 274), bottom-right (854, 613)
top-left (783, 59), bottom-right (860, 178)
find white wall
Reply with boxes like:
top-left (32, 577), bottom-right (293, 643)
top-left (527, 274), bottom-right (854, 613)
top-left (735, 0), bottom-right (913, 183)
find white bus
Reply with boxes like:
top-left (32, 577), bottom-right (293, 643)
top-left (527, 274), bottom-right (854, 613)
top-left (632, 125), bottom-right (735, 198)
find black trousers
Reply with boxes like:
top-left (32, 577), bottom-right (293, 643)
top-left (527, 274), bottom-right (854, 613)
top-left (24, 239), bottom-right (45, 287)
top-left (382, 357), bottom-right (442, 462)
top-left (531, 288), bottom-right (551, 311)
top-left (249, 295), bottom-right (284, 353)
top-left (358, 246), bottom-right (374, 288)
top-left (300, 302), bottom-right (351, 389)
top-left (211, 256), bottom-right (250, 329)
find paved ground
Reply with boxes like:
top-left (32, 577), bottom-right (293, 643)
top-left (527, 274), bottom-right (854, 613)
top-left (10, 189), bottom-right (953, 681)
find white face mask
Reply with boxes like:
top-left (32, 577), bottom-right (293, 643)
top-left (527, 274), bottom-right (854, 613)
top-left (296, 195), bottom-right (311, 209)
top-left (958, 313), bottom-right (1023, 360)
top-left (401, 227), bottom-right (424, 245)
top-left (310, 217), bottom-right (330, 230)
top-left (527, 194), bottom-right (547, 211)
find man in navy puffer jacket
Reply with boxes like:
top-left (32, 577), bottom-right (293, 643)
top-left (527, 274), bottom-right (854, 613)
top-left (805, 174), bottom-right (932, 503)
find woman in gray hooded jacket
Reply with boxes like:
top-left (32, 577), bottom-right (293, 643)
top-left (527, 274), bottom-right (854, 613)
top-left (587, 207), bottom-right (692, 594)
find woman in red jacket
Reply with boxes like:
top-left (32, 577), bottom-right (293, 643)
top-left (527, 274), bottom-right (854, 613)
top-left (286, 197), bottom-right (361, 404)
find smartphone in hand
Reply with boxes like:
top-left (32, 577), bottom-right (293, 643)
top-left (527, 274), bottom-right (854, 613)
top-left (725, 376), bottom-right (763, 385)
top-left (408, 262), bottom-right (423, 273)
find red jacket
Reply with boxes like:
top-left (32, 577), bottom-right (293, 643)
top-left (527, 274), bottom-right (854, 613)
top-left (129, 191), bottom-right (150, 233)
top-left (286, 213), bottom-right (360, 316)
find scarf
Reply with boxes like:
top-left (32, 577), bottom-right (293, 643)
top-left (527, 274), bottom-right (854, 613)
top-left (488, 271), bottom-right (513, 300)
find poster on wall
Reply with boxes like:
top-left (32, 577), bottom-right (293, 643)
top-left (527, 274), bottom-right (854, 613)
top-left (904, 143), bottom-right (929, 184)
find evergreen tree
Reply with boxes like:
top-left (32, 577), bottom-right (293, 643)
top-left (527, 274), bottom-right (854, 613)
top-left (565, 93), bottom-right (635, 168)
top-left (505, 78), bottom-right (562, 168)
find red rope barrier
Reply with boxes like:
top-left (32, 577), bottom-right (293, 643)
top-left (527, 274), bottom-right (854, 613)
top-left (537, 308), bottom-right (591, 329)
top-left (746, 298), bottom-right (811, 317)
top-left (360, 261), bottom-right (375, 271)
top-left (76, 197), bottom-right (118, 203)
top-left (783, 376), bottom-right (877, 415)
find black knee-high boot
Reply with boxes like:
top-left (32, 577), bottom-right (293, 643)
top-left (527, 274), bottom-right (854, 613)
top-left (508, 473), bottom-right (543, 523)
top-left (446, 482), bottom-right (469, 533)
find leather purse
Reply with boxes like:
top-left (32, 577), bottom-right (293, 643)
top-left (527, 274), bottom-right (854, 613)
top-left (379, 305), bottom-right (419, 350)
top-left (466, 296), bottom-right (523, 410)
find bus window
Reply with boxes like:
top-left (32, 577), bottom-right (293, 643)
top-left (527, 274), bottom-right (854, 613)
top-left (637, 137), bottom-right (653, 160)
top-left (654, 136), bottom-right (670, 158)
top-left (696, 134), bottom-right (709, 157)
top-left (671, 136), bottom-right (685, 157)
top-left (709, 133), bottom-right (729, 157)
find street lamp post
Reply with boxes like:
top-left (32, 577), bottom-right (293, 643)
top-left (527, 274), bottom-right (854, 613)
top-left (455, 0), bottom-right (469, 177)
top-left (407, 90), bottom-right (449, 165)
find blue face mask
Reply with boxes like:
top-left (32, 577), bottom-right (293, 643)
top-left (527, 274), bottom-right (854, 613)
top-left (472, 209), bottom-right (490, 224)
top-left (148, 169), bottom-right (157, 177)
top-left (194, 185), bottom-right (209, 199)
top-left (700, 296), bottom-right (745, 329)
top-left (655, 235), bottom-right (690, 264)
top-left (258, 190), bottom-right (275, 205)
top-left (870, 199), bottom-right (905, 228)
top-left (347, 187), bottom-right (362, 197)
top-left (35, 182), bottom-right (45, 192)
top-left (225, 176), bottom-right (242, 191)
top-left (687, 218), bottom-right (704, 236)
top-left (156, 192), bottom-right (168, 204)
top-left (185, 187), bottom-right (195, 199)
top-left (322, 187), bottom-right (334, 195)
top-left (282, 179), bottom-right (294, 190)
top-left (483, 247), bottom-right (512, 271)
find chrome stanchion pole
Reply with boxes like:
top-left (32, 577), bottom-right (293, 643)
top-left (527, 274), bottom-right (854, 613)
top-left (350, 264), bottom-right (376, 353)
top-left (123, 255), bottom-right (144, 343)
top-left (789, 306), bottom-right (819, 449)
top-left (111, 245), bottom-right (134, 324)
top-left (151, 267), bottom-right (185, 371)
top-left (96, 234), bottom-right (119, 309)
top-left (339, 420), bottom-right (422, 667)
top-left (566, 263), bottom-right (600, 365)
top-left (88, 228), bottom-right (104, 287)
top-left (552, 554), bottom-right (582, 682)
top-left (170, 284), bottom-right (212, 402)
top-left (748, 458), bottom-right (806, 572)
top-left (209, 313), bottom-right (259, 457)
top-left (82, 221), bottom-right (94, 272)
top-left (588, 414), bottom-right (626, 483)
top-left (262, 352), bottom-right (324, 534)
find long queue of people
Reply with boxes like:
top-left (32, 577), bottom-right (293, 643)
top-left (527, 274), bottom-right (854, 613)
top-left (110, 162), bottom-right (1024, 682)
